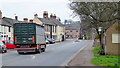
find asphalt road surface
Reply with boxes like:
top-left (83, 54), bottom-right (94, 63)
top-left (2, 39), bottom-right (93, 66)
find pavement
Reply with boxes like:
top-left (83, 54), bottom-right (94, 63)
top-left (67, 40), bottom-right (95, 66)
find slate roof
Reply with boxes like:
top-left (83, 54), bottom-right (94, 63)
top-left (51, 19), bottom-right (64, 26)
top-left (38, 17), bottom-right (64, 26)
top-left (0, 17), bottom-right (21, 27)
top-left (38, 18), bottom-right (56, 25)
top-left (65, 23), bottom-right (80, 30)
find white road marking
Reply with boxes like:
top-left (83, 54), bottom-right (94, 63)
top-left (30, 55), bottom-right (36, 59)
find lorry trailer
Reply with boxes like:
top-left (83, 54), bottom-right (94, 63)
top-left (13, 23), bottom-right (46, 54)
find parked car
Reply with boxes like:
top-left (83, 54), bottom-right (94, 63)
top-left (46, 38), bottom-right (55, 44)
top-left (2, 40), bottom-right (19, 49)
top-left (0, 41), bottom-right (7, 53)
top-left (46, 39), bottom-right (49, 44)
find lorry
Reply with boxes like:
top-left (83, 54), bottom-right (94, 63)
top-left (13, 23), bottom-right (46, 54)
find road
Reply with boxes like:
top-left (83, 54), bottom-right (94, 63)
top-left (2, 39), bottom-right (92, 66)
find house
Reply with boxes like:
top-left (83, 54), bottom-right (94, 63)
top-left (106, 22), bottom-right (120, 56)
top-left (33, 11), bottom-right (65, 42)
top-left (0, 10), bottom-right (20, 40)
top-left (65, 21), bottom-right (80, 38)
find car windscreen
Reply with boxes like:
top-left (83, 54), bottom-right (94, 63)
top-left (46, 38), bottom-right (51, 40)
top-left (8, 41), bottom-right (14, 44)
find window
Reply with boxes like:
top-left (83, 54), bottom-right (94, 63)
top-left (8, 27), bottom-right (11, 32)
top-left (52, 26), bottom-right (54, 32)
top-left (9, 37), bottom-right (11, 40)
top-left (76, 35), bottom-right (78, 37)
top-left (55, 26), bottom-right (57, 33)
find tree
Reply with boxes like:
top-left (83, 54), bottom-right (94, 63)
top-left (69, 2), bottom-right (119, 49)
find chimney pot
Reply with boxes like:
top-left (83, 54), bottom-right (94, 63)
top-left (53, 14), bottom-right (56, 19)
top-left (29, 19), bottom-right (33, 23)
top-left (0, 10), bottom-right (2, 19)
top-left (50, 13), bottom-right (53, 18)
top-left (23, 18), bottom-right (28, 22)
top-left (43, 11), bottom-right (48, 19)
top-left (15, 16), bottom-right (18, 20)
top-left (34, 14), bottom-right (38, 18)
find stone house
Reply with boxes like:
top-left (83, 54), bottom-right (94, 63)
top-left (33, 11), bottom-right (65, 42)
top-left (106, 22), bottom-right (120, 56)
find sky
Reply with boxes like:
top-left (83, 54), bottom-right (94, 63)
top-left (0, 0), bottom-right (80, 22)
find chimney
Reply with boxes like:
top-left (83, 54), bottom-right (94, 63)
top-left (53, 14), bottom-right (56, 19)
top-left (23, 18), bottom-right (28, 22)
top-left (50, 13), bottom-right (53, 18)
top-left (0, 10), bottom-right (2, 19)
top-left (43, 11), bottom-right (48, 19)
top-left (29, 19), bottom-right (33, 23)
top-left (34, 14), bottom-right (38, 18)
top-left (15, 16), bottom-right (18, 20)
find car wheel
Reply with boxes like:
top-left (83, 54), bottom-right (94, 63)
top-left (4, 50), bottom-right (7, 53)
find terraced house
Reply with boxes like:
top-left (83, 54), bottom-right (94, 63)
top-left (0, 10), bottom-right (17, 40)
top-left (33, 11), bottom-right (65, 42)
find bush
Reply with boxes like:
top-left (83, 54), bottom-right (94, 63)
top-left (95, 34), bottom-right (99, 39)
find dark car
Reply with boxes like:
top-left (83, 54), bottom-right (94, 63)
top-left (0, 41), bottom-right (7, 53)
top-left (46, 38), bottom-right (55, 44)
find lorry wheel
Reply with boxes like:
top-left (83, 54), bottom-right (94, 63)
top-left (18, 52), bottom-right (23, 54)
top-left (37, 49), bottom-right (41, 53)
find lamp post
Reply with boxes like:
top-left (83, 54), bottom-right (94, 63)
top-left (98, 27), bottom-right (103, 49)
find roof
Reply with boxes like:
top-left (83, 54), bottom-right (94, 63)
top-left (38, 17), bottom-right (64, 26)
top-left (51, 19), bottom-right (64, 26)
top-left (38, 18), bottom-right (56, 25)
top-left (0, 17), bottom-right (19, 27)
top-left (65, 23), bottom-right (80, 30)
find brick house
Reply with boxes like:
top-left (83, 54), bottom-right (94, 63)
top-left (65, 22), bottom-right (80, 38)
top-left (106, 22), bottom-right (120, 56)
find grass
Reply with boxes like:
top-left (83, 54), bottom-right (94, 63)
top-left (92, 46), bottom-right (120, 68)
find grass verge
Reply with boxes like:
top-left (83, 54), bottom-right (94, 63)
top-left (92, 46), bottom-right (120, 68)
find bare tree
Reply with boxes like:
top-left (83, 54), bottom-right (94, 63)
top-left (69, 2), bottom-right (119, 49)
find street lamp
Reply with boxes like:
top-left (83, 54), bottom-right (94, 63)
top-left (98, 27), bottom-right (103, 49)
top-left (98, 27), bottom-right (102, 33)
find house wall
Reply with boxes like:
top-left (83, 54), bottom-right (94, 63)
top-left (33, 18), bottom-right (58, 40)
top-left (33, 18), bottom-right (42, 25)
top-left (106, 23), bottom-right (120, 56)
top-left (56, 26), bottom-right (65, 41)
top-left (65, 29), bottom-right (80, 38)
top-left (0, 25), bottom-right (13, 40)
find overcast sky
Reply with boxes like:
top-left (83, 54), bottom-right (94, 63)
top-left (0, 0), bottom-right (79, 22)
